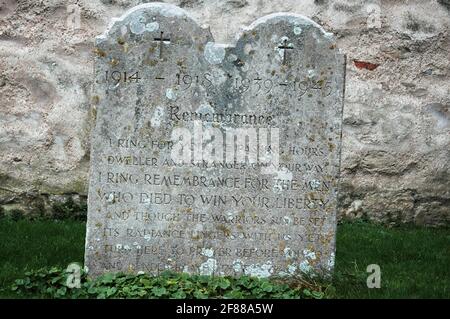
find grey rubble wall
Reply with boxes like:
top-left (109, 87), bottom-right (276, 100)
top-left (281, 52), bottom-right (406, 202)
top-left (0, 0), bottom-right (449, 226)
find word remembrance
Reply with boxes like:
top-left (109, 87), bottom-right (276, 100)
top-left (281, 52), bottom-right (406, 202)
top-left (85, 3), bottom-right (346, 278)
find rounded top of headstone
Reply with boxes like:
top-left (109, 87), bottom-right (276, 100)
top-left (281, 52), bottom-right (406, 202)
top-left (236, 12), bottom-right (336, 45)
top-left (96, 2), bottom-right (199, 44)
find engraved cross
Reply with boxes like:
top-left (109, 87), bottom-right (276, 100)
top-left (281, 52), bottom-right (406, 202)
top-left (278, 39), bottom-right (294, 65)
top-left (153, 31), bottom-right (171, 59)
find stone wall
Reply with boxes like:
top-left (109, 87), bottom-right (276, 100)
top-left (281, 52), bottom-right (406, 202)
top-left (0, 0), bottom-right (449, 226)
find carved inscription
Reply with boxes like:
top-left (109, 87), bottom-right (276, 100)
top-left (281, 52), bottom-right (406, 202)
top-left (85, 4), bottom-right (345, 278)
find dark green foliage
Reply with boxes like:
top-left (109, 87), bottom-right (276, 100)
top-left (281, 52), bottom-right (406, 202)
top-left (51, 198), bottom-right (87, 221)
top-left (28, 200), bottom-right (46, 221)
top-left (0, 197), bottom-right (87, 222)
top-left (10, 268), bottom-right (324, 299)
top-left (10, 209), bottom-right (24, 221)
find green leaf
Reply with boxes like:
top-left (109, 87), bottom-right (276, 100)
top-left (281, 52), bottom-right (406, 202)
top-left (193, 289), bottom-right (208, 299)
top-left (224, 289), bottom-right (244, 299)
top-left (261, 281), bottom-right (274, 292)
top-left (56, 286), bottom-right (67, 296)
top-left (303, 289), bottom-right (312, 297)
top-left (87, 286), bottom-right (98, 294)
top-left (106, 287), bottom-right (117, 297)
top-left (218, 278), bottom-right (231, 290)
top-left (172, 290), bottom-right (187, 299)
top-left (311, 291), bottom-right (324, 299)
top-left (166, 279), bottom-right (177, 285)
top-left (151, 287), bottom-right (167, 297)
top-left (139, 278), bottom-right (151, 287)
top-left (101, 273), bottom-right (116, 284)
top-left (49, 267), bottom-right (59, 274)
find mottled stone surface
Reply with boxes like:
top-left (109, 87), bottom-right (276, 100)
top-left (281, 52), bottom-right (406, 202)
top-left (1, 1), bottom-right (448, 227)
top-left (85, 3), bottom-right (345, 277)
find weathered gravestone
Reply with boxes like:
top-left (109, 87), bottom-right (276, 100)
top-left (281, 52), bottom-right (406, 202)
top-left (85, 3), bottom-right (346, 278)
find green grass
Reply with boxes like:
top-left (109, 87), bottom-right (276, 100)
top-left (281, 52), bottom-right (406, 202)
top-left (0, 219), bottom-right (448, 298)
top-left (0, 219), bottom-right (85, 298)
top-left (333, 222), bottom-right (450, 298)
